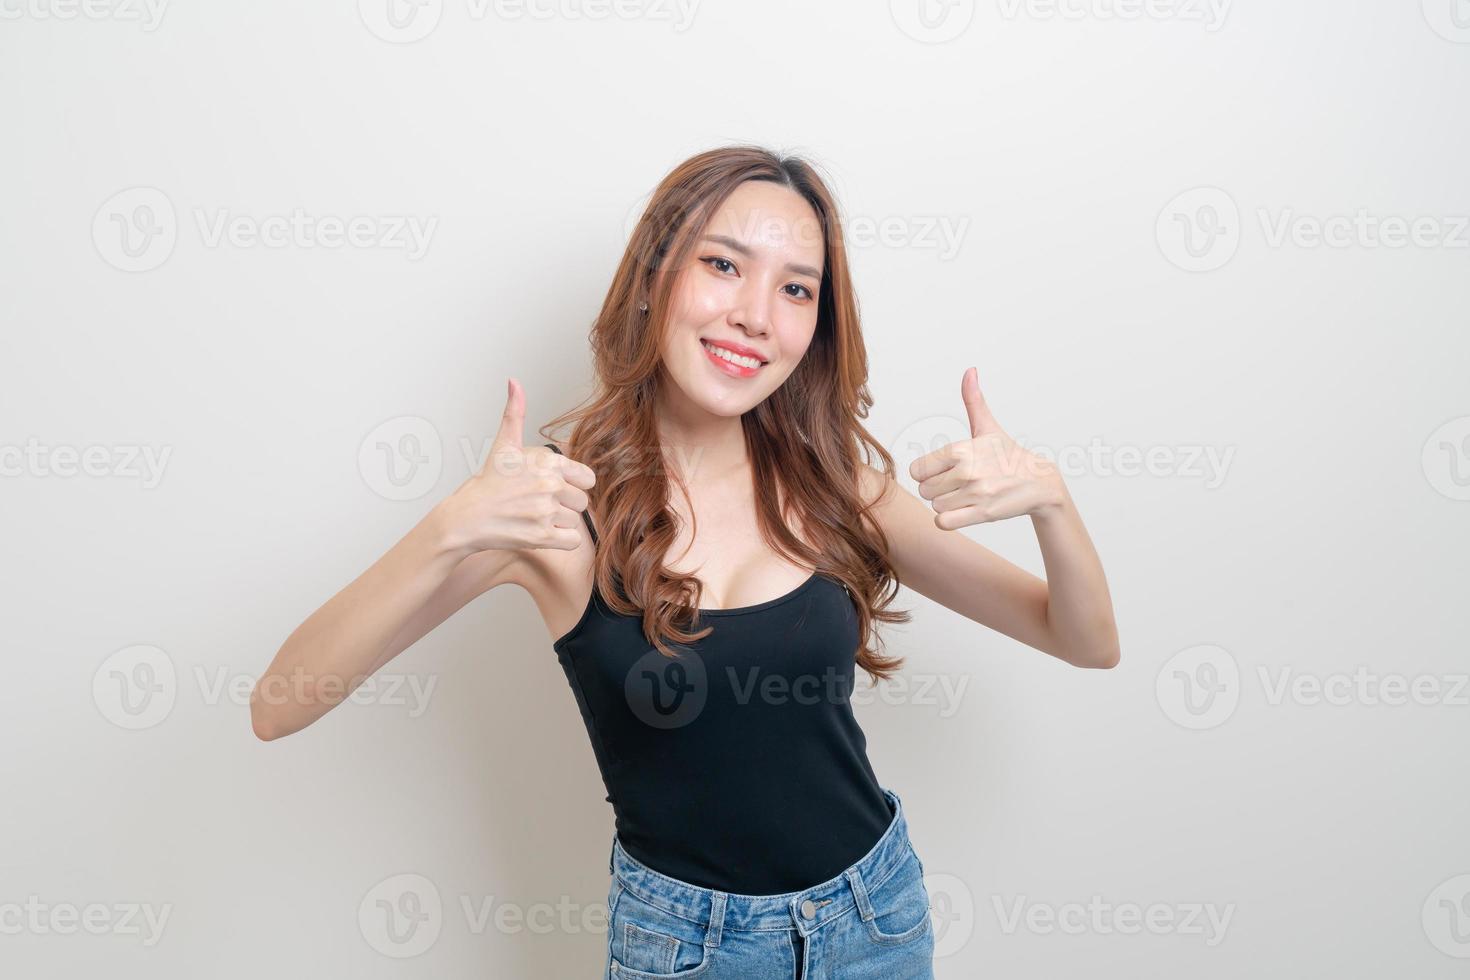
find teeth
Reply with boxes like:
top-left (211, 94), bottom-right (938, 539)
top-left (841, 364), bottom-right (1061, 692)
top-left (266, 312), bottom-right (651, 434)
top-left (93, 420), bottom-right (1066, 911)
top-left (702, 340), bottom-right (762, 369)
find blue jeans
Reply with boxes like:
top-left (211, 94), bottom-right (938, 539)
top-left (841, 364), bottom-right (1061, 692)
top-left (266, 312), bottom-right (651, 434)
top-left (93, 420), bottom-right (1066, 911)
top-left (604, 787), bottom-right (935, 979)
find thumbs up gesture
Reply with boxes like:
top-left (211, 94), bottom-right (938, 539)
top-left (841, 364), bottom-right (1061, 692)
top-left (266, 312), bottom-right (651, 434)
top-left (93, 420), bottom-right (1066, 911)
top-left (443, 378), bottom-right (597, 553)
top-left (908, 368), bottom-right (1064, 529)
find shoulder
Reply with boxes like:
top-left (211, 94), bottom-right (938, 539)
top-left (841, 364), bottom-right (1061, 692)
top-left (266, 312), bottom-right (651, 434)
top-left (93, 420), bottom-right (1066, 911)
top-left (856, 460), bottom-right (900, 511)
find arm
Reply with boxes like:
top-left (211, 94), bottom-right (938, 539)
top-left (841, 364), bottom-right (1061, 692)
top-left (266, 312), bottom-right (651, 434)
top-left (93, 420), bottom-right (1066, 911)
top-left (250, 378), bottom-right (596, 740)
top-left (248, 508), bottom-right (521, 741)
top-left (865, 466), bottom-right (1119, 669)
top-left (867, 367), bottom-right (1120, 669)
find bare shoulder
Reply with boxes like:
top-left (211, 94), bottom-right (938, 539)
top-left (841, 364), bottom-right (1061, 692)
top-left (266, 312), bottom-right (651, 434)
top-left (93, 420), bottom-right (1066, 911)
top-left (856, 460), bottom-right (902, 516)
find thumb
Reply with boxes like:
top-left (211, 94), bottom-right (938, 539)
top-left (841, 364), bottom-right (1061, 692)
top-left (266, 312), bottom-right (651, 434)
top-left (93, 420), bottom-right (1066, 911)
top-left (493, 376), bottom-right (526, 453)
top-left (962, 366), bottom-right (999, 437)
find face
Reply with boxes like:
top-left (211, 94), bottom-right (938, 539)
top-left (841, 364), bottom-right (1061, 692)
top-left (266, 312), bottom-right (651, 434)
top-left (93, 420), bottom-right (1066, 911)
top-left (655, 180), bottom-right (825, 418)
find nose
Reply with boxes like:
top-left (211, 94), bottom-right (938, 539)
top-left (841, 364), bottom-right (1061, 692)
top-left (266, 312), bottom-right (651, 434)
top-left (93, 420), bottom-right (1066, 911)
top-left (729, 280), bottom-right (772, 336)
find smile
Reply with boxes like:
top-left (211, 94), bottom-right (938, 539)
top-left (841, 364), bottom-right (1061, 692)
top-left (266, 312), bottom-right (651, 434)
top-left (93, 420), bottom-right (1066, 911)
top-left (700, 339), bottom-right (767, 377)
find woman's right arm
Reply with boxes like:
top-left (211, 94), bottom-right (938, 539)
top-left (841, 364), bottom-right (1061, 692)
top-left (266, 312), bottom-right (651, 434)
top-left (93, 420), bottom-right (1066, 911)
top-left (249, 379), bottom-right (595, 741)
top-left (248, 505), bottom-right (510, 741)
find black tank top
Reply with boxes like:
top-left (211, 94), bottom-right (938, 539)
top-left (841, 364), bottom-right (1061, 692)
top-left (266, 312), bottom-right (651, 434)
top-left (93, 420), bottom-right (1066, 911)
top-left (544, 442), bottom-right (894, 895)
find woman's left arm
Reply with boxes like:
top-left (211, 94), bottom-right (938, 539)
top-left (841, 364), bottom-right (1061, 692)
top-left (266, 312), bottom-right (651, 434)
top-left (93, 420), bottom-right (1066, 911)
top-left (865, 368), bottom-right (1120, 670)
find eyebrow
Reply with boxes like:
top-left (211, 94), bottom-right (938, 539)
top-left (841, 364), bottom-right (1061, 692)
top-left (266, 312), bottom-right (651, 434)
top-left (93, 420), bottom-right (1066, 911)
top-left (701, 234), bottom-right (824, 281)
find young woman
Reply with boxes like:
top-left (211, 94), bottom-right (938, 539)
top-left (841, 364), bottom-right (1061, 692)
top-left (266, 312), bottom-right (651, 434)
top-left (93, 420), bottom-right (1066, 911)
top-left (252, 145), bottom-right (1119, 978)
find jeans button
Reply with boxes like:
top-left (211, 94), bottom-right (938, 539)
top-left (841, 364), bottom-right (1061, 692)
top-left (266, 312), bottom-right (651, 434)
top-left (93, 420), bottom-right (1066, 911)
top-left (800, 899), bottom-right (816, 919)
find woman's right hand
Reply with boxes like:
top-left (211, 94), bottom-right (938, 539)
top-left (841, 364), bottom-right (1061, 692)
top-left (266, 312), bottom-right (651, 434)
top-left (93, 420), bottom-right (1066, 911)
top-left (439, 377), bottom-right (597, 555)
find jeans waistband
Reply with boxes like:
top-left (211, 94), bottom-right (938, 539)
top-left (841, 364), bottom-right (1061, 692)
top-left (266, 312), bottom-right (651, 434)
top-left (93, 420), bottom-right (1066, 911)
top-left (607, 787), bottom-right (912, 941)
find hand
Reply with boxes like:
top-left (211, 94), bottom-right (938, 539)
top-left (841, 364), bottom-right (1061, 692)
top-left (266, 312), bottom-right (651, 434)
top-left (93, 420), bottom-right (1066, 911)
top-left (909, 367), bottom-right (1064, 529)
top-left (440, 377), bottom-right (597, 554)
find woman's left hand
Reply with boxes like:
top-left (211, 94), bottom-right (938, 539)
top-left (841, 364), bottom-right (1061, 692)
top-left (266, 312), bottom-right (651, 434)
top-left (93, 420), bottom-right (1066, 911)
top-left (910, 367), bottom-right (1067, 529)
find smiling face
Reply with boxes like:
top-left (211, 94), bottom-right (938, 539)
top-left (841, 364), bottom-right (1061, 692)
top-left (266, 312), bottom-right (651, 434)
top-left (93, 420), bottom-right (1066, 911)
top-left (655, 179), bottom-right (826, 418)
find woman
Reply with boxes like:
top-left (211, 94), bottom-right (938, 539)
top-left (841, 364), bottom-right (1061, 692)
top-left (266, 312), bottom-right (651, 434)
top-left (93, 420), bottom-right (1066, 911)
top-left (251, 145), bottom-right (1119, 978)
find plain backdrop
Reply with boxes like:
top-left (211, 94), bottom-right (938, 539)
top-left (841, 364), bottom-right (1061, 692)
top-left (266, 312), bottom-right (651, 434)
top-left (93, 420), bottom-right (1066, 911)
top-left (3, 1), bottom-right (1468, 977)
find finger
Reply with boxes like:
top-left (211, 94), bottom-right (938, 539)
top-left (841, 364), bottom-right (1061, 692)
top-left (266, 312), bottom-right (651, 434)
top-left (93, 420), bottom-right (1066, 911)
top-left (909, 440), bottom-right (965, 483)
top-left (557, 457), bottom-right (597, 491)
top-left (492, 377), bottom-right (526, 454)
top-left (554, 483), bottom-right (590, 514)
top-left (543, 525), bottom-right (584, 551)
top-left (962, 367), bottom-right (999, 437)
top-left (934, 504), bottom-right (990, 531)
top-left (915, 466), bottom-right (968, 501)
top-left (547, 506), bottom-right (587, 550)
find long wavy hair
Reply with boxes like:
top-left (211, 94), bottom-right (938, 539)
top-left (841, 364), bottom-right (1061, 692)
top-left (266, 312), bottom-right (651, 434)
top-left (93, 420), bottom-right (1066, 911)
top-left (538, 144), bottom-right (911, 683)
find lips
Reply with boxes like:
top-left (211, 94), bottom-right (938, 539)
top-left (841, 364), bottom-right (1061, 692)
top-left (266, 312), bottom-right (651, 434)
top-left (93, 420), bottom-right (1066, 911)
top-left (700, 338), bottom-right (766, 378)
top-left (699, 337), bottom-right (769, 364)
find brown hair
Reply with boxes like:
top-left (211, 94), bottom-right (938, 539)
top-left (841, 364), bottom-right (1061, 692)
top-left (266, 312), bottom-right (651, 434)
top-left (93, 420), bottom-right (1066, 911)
top-left (538, 144), bottom-right (911, 683)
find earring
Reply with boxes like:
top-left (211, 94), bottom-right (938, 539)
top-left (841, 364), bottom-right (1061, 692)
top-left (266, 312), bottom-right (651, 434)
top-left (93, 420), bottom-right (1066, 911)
top-left (638, 301), bottom-right (649, 312)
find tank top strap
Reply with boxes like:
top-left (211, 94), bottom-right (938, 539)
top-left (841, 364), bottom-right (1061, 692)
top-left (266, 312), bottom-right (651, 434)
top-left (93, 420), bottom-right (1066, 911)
top-left (544, 442), bottom-right (599, 545)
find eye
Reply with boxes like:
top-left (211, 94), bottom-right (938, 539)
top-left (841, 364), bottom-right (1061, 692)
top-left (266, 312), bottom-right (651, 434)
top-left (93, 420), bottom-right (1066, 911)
top-left (785, 283), bottom-right (815, 300)
top-left (701, 256), bottom-right (737, 275)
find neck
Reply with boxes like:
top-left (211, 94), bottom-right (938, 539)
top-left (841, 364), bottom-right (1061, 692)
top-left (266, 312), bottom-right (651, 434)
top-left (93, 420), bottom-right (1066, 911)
top-left (653, 373), bottom-right (749, 487)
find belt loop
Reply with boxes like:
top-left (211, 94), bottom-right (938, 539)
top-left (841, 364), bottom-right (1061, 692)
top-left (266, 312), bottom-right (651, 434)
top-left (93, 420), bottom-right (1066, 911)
top-left (704, 891), bottom-right (727, 948)
top-left (608, 835), bottom-right (616, 876)
top-left (845, 867), bottom-right (876, 923)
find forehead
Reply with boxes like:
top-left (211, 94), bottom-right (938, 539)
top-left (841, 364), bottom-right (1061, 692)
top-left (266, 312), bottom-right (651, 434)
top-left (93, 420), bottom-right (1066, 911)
top-left (701, 180), bottom-right (825, 270)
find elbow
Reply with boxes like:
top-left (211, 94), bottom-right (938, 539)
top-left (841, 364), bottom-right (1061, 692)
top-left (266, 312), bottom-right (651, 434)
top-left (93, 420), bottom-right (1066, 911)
top-left (251, 702), bottom-right (279, 741)
top-left (250, 685), bottom-right (284, 741)
top-left (1070, 626), bottom-right (1121, 670)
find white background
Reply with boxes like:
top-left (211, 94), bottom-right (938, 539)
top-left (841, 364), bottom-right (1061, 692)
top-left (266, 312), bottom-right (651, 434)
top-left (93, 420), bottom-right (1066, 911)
top-left (3, 0), bottom-right (1469, 977)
